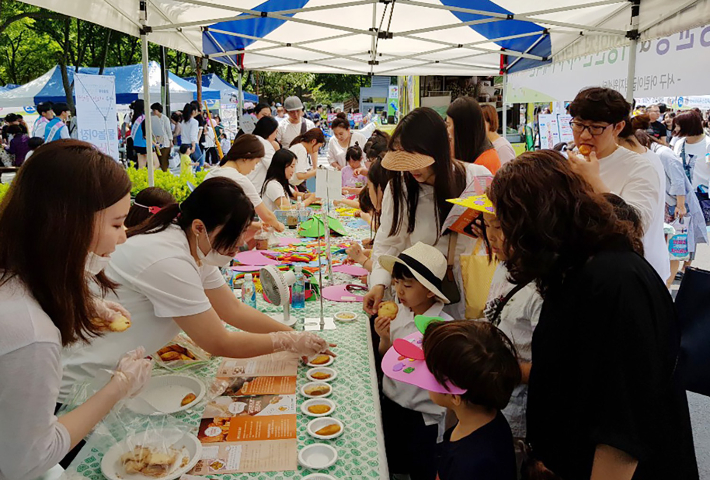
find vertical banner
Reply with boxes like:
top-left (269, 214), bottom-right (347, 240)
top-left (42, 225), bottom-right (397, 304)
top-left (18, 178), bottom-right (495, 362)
top-left (74, 73), bottom-right (119, 160)
top-left (538, 114), bottom-right (560, 150)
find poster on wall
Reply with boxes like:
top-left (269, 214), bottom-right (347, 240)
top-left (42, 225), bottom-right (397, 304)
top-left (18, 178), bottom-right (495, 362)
top-left (74, 73), bottom-right (119, 160)
top-left (538, 114), bottom-right (560, 150)
top-left (508, 24), bottom-right (710, 102)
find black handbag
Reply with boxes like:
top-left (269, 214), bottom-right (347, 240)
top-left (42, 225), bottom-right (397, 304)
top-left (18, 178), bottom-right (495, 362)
top-left (674, 266), bottom-right (710, 396)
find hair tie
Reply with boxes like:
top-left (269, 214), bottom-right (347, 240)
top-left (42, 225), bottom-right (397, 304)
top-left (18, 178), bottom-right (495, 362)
top-left (134, 202), bottom-right (163, 215)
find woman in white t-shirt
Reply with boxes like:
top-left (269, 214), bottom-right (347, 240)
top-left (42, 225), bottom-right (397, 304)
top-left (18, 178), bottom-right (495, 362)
top-left (0, 140), bottom-right (151, 480)
top-left (261, 149), bottom-right (317, 211)
top-left (327, 114), bottom-right (367, 170)
top-left (362, 108), bottom-right (493, 319)
top-left (289, 128), bottom-right (325, 187)
top-left (248, 116), bottom-right (280, 193)
top-left (673, 111), bottom-right (710, 191)
top-left (481, 103), bottom-right (517, 165)
top-left (61, 177), bottom-right (333, 402)
top-left (206, 134), bottom-right (285, 232)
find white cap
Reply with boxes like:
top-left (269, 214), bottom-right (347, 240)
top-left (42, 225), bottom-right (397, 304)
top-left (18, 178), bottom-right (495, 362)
top-left (245, 273), bottom-right (253, 281)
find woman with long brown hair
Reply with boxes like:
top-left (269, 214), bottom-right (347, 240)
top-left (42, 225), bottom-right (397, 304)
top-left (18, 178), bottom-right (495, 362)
top-left (490, 150), bottom-right (697, 480)
top-left (0, 140), bottom-right (151, 480)
top-left (446, 97), bottom-right (501, 174)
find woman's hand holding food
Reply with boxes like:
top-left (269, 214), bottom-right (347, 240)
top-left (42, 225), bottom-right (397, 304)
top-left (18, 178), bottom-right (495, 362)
top-left (110, 347), bottom-right (152, 397)
top-left (270, 331), bottom-right (337, 358)
top-left (92, 298), bottom-right (132, 332)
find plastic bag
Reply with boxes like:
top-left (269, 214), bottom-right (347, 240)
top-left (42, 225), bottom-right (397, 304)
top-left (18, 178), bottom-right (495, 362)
top-left (669, 218), bottom-right (690, 261)
top-left (153, 333), bottom-right (211, 371)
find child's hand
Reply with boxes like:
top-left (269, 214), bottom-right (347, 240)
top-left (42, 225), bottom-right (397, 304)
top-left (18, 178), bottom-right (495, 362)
top-left (374, 315), bottom-right (393, 340)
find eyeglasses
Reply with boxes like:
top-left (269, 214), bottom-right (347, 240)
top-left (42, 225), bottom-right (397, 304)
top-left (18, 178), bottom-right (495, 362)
top-left (569, 121), bottom-right (612, 136)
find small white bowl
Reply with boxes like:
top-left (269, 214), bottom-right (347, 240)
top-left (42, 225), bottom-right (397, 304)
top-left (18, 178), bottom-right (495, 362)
top-left (307, 418), bottom-right (344, 440)
top-left (302, 474), bottom-right (336, 480)
top-left (301, 382), bottom-right (332, 398)
top-left (298, 444), bottom-right (338, 470)
top-left (334, 311), bottom-right (358, 322)
top-left (307, 367), bottom-right (337, 382)
top-left (301, 398), bottom-right (336, 417)
top-left (306, 355), bottom-right (334, 367)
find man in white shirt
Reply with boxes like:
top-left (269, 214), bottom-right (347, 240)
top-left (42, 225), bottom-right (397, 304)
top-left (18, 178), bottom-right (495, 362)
top-left (276, 96), bottom-right (314, 148)
top-left (151, 102), bottom-right (173, 171)
top-left (275, 103), bottom-right (286, 124)
top-left (567, 87), bottom-right (667, 280)
top-left (31, 102), bottom-right (54, 138)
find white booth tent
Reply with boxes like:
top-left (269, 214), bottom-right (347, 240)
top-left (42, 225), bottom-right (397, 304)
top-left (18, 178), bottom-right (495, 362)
top-left (18, 0), bottom-right (710, 184)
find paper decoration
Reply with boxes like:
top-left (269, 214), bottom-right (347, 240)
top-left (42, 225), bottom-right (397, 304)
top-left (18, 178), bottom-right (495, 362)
top-left (332, 264), bottom-right (369, 277)
top-left (446, 194), bottom-right (495, 214)
top-left (322, 285), bottom-right (364, 302)
top-left (316, 169), bottom-right (343, 200)
top-left (278, 237), bottom-right (302, 246)
top-left (234, 251), bottom-right (279, 266)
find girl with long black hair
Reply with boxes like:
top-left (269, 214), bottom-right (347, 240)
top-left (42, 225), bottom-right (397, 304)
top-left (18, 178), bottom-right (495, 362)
top-left (260, 149), bottom-right (317, 211)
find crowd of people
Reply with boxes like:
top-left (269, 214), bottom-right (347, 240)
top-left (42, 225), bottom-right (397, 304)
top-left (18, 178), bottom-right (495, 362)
top-left (0, 85), bottom-right (707, 480)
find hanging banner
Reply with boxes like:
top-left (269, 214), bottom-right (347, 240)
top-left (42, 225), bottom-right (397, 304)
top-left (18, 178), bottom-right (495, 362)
top-left (74, 73), bottom-right (119, 161)
top-left (508, 24), bottom-right (710, 103)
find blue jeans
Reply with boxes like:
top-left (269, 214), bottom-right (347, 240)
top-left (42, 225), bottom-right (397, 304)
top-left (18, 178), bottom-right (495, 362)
top-left (191, 144), bottom-right (204, 172)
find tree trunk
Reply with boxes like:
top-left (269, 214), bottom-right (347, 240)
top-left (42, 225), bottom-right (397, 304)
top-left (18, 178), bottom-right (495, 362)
top-left (196, 58), bottom-right (203, 105)
top-left (60, 19), bottom-right (75, 113)
top-left (98, 29), bottom-right (111, 74)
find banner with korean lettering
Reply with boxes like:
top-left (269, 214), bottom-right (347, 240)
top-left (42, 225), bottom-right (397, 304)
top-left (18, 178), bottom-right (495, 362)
top-left (74, 73), bottom-right (119, 160)
top-left (508, 24), bottom-right (710, 103)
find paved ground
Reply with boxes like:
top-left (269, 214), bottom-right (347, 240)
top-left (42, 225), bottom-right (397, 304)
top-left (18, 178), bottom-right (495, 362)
top-left (676, 242), bottom-right (710, 478)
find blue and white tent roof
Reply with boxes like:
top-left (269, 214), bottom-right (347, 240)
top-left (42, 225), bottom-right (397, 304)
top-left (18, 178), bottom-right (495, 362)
top-left (184, 73), bottom-right (259, 102)
top-left (18, 0), bottom-right (710, 75)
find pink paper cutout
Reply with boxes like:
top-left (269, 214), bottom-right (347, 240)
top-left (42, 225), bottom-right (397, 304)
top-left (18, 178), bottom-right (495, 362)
top-left (278, 237), bottom-right (302, 246)
top-left (322, 284), bottom-right (364, 302)
top-left (393, 338), bottom-right (425, 360)
top-left (234, 250), bottom-right (279, 266)
top-left (230, 265), bottom-right (262, 272)
top-left (332, 264), bottom-right (369, 277)
top-left (382, 331), bottom-right (466, 395)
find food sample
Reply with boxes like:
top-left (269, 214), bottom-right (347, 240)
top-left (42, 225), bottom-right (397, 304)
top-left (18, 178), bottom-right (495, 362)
top-left (310, 355), bottom-right (332, 365)
top-left (181, 393), bottom-right (197, 406)
top-left (310, 372), bottom-right (332, 380)
top-left (121, 445), bottom-right (184, 477)
top-left (308, 404), bottom-right (331, 414)
top-left (378, 301), bottom-right (398, 318)
top-left (157, 344), bottom-right (197, 362)
top-left (304, 385), bottom-right (331, 396)
top-left (335, 312), bottom-right (356, 320)
top-left (578, 145), bottom-right (592, 156)
top-left (108, 315), bottom-right (132, 332)
top-left (315, 424), bottom-right (341, 436)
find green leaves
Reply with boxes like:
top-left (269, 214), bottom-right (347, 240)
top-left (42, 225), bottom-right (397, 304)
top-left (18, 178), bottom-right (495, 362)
top-left (126, 167), bottom-right (207, 203)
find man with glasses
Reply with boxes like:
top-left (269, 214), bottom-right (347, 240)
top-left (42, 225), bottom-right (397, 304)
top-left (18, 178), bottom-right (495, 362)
top-left (568, 87), bottom-right (665, 275)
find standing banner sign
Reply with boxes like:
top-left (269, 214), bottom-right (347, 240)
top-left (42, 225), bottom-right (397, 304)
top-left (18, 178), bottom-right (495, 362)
top-left (74, 73), bottom-right (119, 160)
top-left (538, 114), bottom-right (560, 150)
top-left (508, 24), bottom-right (710, 103)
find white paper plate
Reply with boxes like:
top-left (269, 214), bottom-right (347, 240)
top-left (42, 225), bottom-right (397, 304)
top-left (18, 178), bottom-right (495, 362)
top-left (334, 311), bottom-right (358, 322)
top-left (301, 382), bottom-right (332, 398)
top-left (298, 444), bottom-right (338, 470)
top-left (306, 355), bottom-right (334, 367)
top-left (307, 418), bottom-right (344, 440)
top-left (301, 398), bottom-right (336, 417)
top-left (126, 374), bottom-right (205, 415)
top-left (100, 429), bottom-right (202, 480)
top-left (303, 474), bottom-right (336, 480)
top-left (306, 367), bottom-right (337, 382)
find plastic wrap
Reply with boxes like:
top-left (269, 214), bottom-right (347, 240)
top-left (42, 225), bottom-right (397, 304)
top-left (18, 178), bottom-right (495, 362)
top-left (153, 334), bottom-right (211, 372)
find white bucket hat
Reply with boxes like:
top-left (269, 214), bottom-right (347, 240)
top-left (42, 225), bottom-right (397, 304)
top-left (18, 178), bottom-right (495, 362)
top-left (378, 242), bottom-right (449, 304)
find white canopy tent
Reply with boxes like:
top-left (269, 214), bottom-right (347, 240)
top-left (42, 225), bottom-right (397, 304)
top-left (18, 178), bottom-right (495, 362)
top-left (17, 0), bottom-right (710, 184)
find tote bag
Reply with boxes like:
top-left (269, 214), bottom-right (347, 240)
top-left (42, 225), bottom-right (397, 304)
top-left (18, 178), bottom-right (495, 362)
top-left (459, 239), bottom-right (498, 319)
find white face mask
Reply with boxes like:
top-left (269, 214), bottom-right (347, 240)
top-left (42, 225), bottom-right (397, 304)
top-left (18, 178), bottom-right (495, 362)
top-left (85, 252), bottom-right (111, 275)
top-left (196, 231), bottom-right (233, 268)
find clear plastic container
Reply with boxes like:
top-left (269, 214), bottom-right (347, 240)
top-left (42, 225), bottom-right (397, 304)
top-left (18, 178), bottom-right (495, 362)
top-left (291, 266), bottom-right (305, 309)
top-left (241, 273), bottom-right (257, 308)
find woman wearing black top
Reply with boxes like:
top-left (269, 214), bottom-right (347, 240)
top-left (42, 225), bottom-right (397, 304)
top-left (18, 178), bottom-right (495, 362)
top-left (489, 150), bottom-right (698, 480)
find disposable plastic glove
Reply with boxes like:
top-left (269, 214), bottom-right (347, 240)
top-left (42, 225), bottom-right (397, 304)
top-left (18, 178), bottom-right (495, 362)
top-left (270, 331), bottom-right (329, 357)
top-left (91, 298), bottom-right (132, 332)
top-left (111, 347), bottom-right (152, 398)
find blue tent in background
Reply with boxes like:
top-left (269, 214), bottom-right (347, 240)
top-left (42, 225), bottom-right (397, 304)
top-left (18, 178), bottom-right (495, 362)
top-left (184, 73), bottom-right (258, 104)
top-left (0, 62), bottom-right (219, 107)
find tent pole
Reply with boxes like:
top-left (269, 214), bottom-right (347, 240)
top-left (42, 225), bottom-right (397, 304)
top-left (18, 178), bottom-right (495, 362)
top-left (237, 68), bottom-right (244, 132)
top-left (502, 70), bottom-right (508, 143)
top-left (626, 0), bottom-right (641, 103)
top-left (141, 30), bottom-right (155, 187)
top-left (160, 45), bottom-right (171, 116)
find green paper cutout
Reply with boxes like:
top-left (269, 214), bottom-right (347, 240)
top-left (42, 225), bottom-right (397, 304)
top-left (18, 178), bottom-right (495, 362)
top-left (298, 216), bottom-right (348, 237)
top-left (404, 367), bottom-right (415, 374)
top-left (415, 315), bottom-right (446, 334)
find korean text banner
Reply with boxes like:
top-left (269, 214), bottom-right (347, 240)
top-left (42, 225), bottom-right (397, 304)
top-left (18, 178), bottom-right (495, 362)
top-left (74, 73), bottom-right (119, 161)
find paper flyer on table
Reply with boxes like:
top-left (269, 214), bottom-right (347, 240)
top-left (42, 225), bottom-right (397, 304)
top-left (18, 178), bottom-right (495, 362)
top-left (217, 352), bottom-right (298, 377)
top-left (191, 440), bottom-right (297, 475)
top-left (198, 415), bottom-right (297, 443)
top-left (202, 394), bottom-right (297, 418)
top-left (220, 376), bottom-right (297, 396)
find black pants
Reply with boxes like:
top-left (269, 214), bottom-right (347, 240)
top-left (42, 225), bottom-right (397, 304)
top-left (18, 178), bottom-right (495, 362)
top-left (205, 147), bottom-right (219, 166)
top-left (381, 396), bottom-right (439, 480)
top-left (55, 403), bottom-right (85, 468)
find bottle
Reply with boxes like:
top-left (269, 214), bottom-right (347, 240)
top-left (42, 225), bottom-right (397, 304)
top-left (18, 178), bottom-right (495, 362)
top-left (291, 266), bottom-right (305, 309)
top-left (241, 273), bottom-right (257, 308)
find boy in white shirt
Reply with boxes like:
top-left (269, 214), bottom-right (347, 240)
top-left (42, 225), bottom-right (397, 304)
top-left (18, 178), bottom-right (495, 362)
top-left (374, 242), bottom-right (452, 480)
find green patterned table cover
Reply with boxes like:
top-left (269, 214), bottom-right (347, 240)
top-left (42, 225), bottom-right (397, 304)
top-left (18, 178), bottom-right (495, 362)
top-left (66, 213), bottom-right (389, 480)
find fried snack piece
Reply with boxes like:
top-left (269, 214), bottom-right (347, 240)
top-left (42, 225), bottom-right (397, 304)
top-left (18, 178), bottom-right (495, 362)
top-left (157, 343), bottom-right (197, 361)
top-left (159, 351), bottom-right (181, 361)
top-left (121, 446), bottom-right (151, 464)
top-left (378, 301), bottom-right (398, 318)
top-left (108, 315), bottom-right (131, 332)
top-left (304, 385), bottom-right (330, 396)
top-left (308, 404), bottom-right (331, 414)
top-left (181, 393), bottom-right (197, 406)
top-left (310, 355), bottom-right (331, 365)
top-left (579, 145), bottom-right (592, 156)
top-left (311, 372), bottom-right (332, 380)
top-left (315, 424), bottom-right (341, 436)
top-left (124, 460), bottom-right (145, 474)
